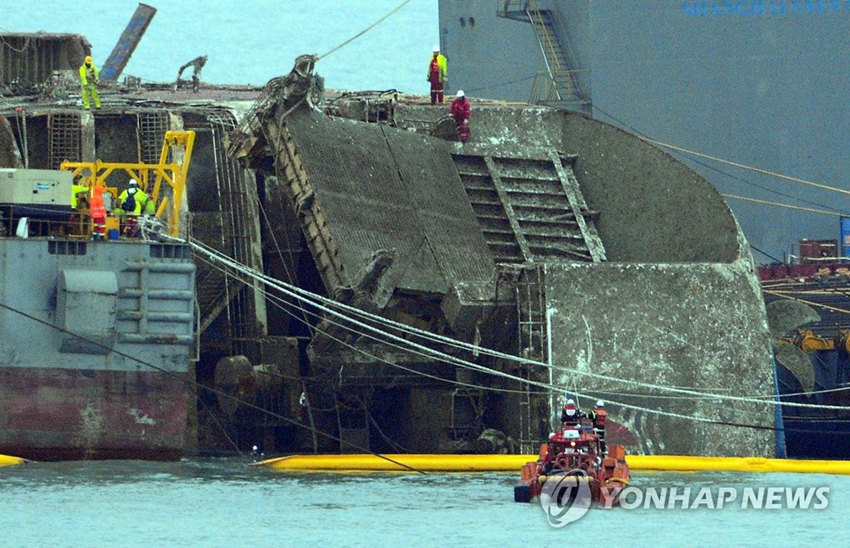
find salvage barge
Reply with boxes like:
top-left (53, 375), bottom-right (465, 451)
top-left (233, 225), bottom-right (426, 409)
top-left (0, 32), bottom-right (776, 459)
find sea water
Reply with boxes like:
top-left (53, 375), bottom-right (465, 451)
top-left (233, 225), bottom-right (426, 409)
top-left (0, 460), bottom-right (848, 546)
top-left (0, 0), bottom-right (439, 94)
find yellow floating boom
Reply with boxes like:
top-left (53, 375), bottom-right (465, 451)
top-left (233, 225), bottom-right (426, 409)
top-left (258, 453), bottom-right (850, 475)
top-left (0, 454), bottom-right (27, 467)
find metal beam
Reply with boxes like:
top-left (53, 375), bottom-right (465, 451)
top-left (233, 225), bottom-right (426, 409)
top-left (549, 150), bottom-right (606, 262)
top-left (484, 156), bottom-right (533, 262)
top-left (100, 3), bottom-right (157, 82)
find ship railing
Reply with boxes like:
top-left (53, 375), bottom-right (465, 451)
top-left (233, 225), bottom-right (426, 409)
top-left (787, 254), bottom-right (850, 265)
top-left (546, 4), bottom-right (589, 105)
top-left (0, 203), bottom-right (180, 241)
top-left (226, 76), bottom-right (287, 158)
top-left (788, 239), bottom-right (850, 265)
top-left (497, 0), bottom-right (530, 20)
top-left (0, 204), bottom-right (85, 238)
top-left (497, 0), bottom-right (591, 112)
top-left (528, 70), bottom-right (590, 110)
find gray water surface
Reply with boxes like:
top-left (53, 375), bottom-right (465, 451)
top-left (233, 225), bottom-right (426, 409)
top-left (1, 459), bottom-right (847, 546)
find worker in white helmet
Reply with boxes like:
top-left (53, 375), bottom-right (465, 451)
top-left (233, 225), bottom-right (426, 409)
top-left (116, 179), bottom-right (153, 237)
top-left (427, 45), bottom-right (447, 104)
top-left (590, 399), bottom-right (608, 454)
top-left (560, 397), bottom-right (581, 427)
top-left (450, 89), bottom-right (470, 143)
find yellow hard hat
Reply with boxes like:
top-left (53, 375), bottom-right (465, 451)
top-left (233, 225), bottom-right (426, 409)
top-left (85, 56), bottom-right (92, 64)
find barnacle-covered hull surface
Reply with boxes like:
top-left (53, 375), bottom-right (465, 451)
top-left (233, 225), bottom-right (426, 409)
top-left (0, 33), bottom-right (774, 459)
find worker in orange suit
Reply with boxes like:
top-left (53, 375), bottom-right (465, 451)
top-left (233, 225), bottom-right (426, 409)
top-left (89, 185), bottom-right (107, 240)
top-left (589, 400), bottom-right (607, 454)
top-left (427, 45), bottom-right (447, 104)
top-left (79, 55), bottom-right (101, 110)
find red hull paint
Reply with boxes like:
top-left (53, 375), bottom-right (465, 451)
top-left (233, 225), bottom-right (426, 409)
top-left (0, 366), bottom-right (187, 460)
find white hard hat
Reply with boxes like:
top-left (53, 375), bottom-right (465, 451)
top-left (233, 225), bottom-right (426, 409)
top-left (566, 398), bottom-right (575, 405)
top-left (129, 180), bottom-right (139, 187)
top-left (433, 45), bottom-right (440, 53)
top-left (456, 89), bottom-right (465, 97)
top-left (596, 400), bottom-right (604, 407)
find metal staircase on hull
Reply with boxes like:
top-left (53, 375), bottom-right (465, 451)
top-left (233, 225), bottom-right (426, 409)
top-left (497, 0), bottom-right (590, 112)
top-left (452, 150), bottom-right (606, 265)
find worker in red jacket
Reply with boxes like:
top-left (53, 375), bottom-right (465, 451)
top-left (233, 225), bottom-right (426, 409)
top-left (561, 398), bottom-right (582, 427)
top-left (450, 90), bottom-right (470, 143)
top-left (589, 400), bottom-right (608, 454)
top-left (427, 45), bottom-right (447, 104)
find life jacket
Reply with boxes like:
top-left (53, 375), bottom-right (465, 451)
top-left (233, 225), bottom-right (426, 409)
top-left (593, 408), bottom-right (607, 429)
top-left (89, 186), bottom-right (106, 219)
top-left (89, 185), bottom-right (106, 217)
top-left (79, 63), bottom-right (98, 86)
top-left (563, 405), bottom-right (578, 423)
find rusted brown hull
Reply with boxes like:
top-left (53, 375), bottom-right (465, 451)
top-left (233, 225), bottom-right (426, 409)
top-left (0, 366), bottom-right (187, 461)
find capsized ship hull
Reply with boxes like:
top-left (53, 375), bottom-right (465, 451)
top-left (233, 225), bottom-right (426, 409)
top-left (0, 29), bottom-right (776, 458)
top-left (0, 237), bottom-right (195, 461)
top-left (0, 366), bottom-right (187, 460)
top-left (440, 1), bottom-right (850, 264)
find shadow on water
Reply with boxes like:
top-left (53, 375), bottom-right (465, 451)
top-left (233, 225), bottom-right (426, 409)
top-left (2, 458), bottom-right (267, 488)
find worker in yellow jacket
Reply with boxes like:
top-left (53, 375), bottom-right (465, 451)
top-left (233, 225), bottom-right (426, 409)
top-left (427, 45), bottom-right (447, 105)
top-left (71, 182), bottom-right (89, 209)
top-left (79, 55), bottom-right (101, 110)
top-left (116, 180), bottom-right (153, 236)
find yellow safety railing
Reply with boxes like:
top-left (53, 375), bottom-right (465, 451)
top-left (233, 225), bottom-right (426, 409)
top-left (61, 130), bottom-right (195, 237)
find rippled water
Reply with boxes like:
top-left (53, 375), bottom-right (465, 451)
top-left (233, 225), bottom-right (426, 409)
top-left (2, 0), bottom-right (438, 93)
top-left (1, 460), bottom-right (847, 546)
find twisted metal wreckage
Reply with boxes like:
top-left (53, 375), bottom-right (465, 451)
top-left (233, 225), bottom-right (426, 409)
top-left (220, 55), bottom-right (776, 457)
top-left (0, 30), bottom-right (777, 458)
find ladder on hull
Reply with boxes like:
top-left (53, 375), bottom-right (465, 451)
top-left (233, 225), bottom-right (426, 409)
top-left (497, 0), bottom-right (590, 112)
top-left (516, 264), bottom-right (550, 454)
